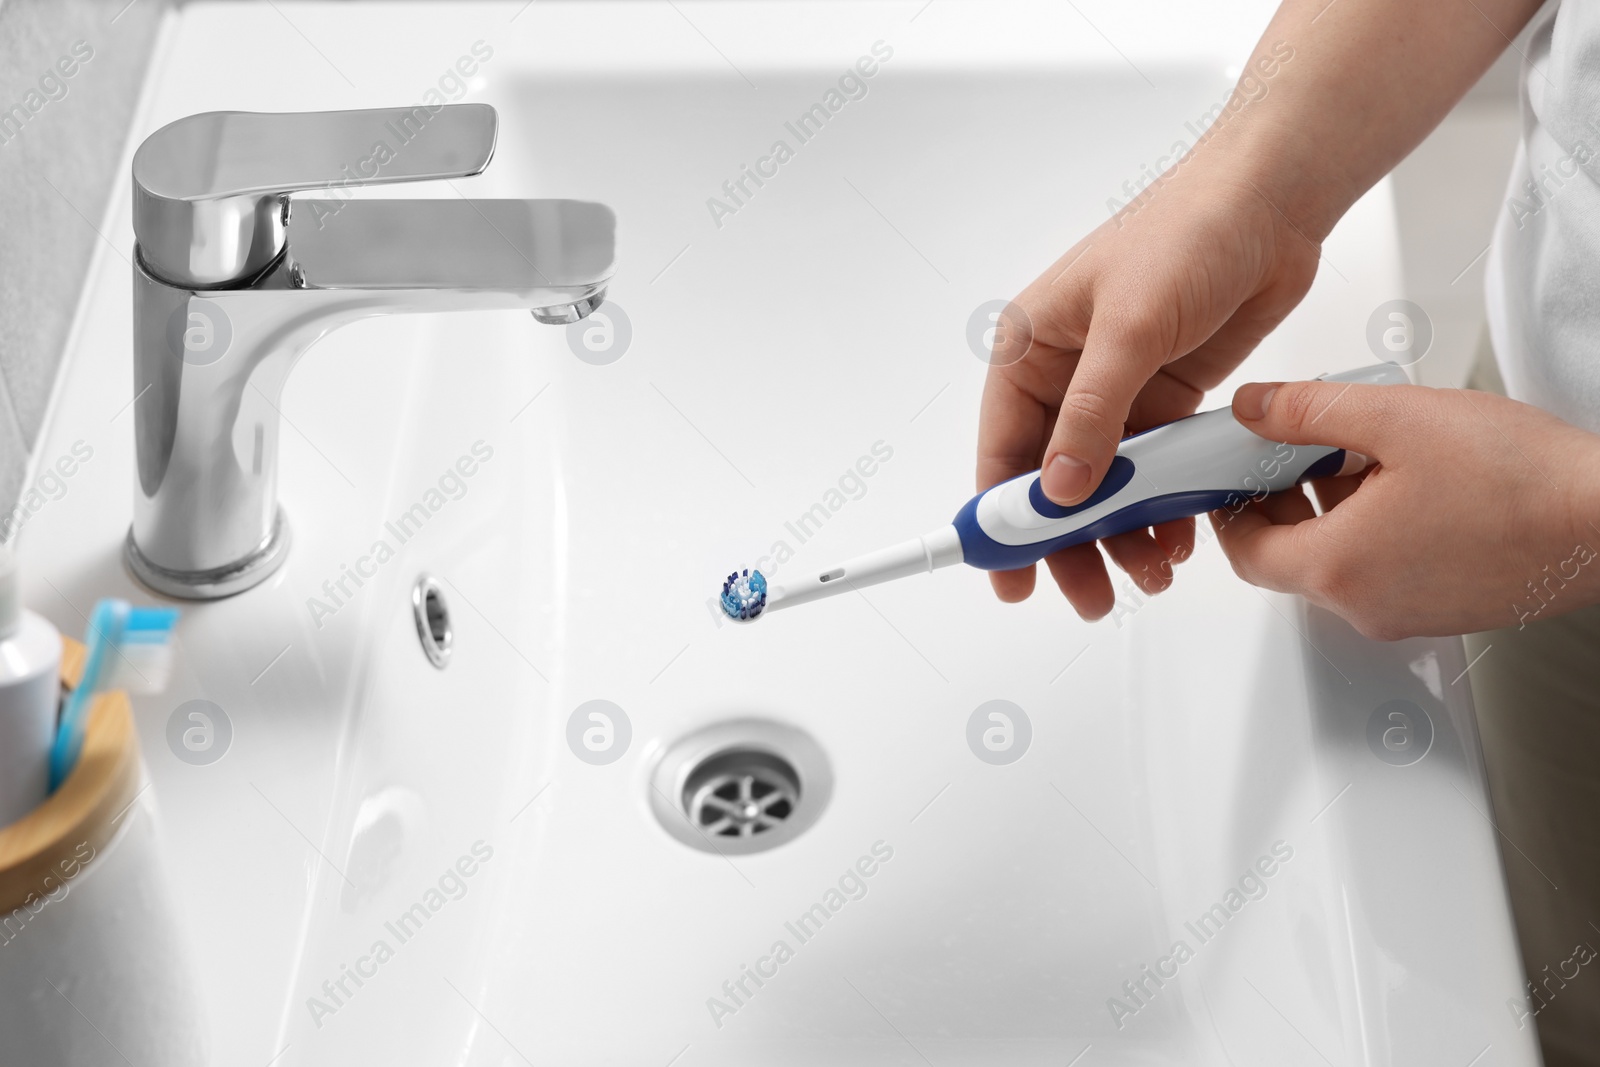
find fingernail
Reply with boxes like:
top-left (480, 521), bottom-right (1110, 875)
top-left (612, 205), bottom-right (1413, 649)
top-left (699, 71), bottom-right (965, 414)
top-left (1336, 451), bottom-right (1371, 477)
top-left (1245, 386), bottom-right (1278, 421)
top-left (1041, 453), bottom-right (1091, 503)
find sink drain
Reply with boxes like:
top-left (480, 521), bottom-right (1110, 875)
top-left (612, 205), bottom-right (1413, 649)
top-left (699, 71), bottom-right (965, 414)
top-left (685, 750), bottom-right (799, 839)
top-left (650, 720), bottom-right (831, 855)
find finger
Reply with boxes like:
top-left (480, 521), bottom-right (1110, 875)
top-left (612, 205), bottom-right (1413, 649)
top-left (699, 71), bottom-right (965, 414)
top-left (1152, 517), bottom-right (1196, 564)
top-left (1257, 484), bottom-right (1317, 526)
top-left (1232, 379), bottom-right (1424, 457)
top-left (1207, 499), bottom-right (1261, 545)
top-left (977, 375), bottom-right (1051, 604)
top-left (1163, 276), bottom-right (1318, 391)
top-left (977, 374), bottom-right (1049, 497)
top-left (1043, 542), bottom-right (1116, 620)
top-left (1041, 299), bottom-right (1174, 505)
top-left (1213, 484), bottom-right (1314, 543)
top-left (990, 566), bottom-right (1036, 603)
top-left (1101, 528), bottom-right (1176, 596)
top-left (1310, 470), bottom-right (1366, 512)
top-left (1125, 369), bottom-right (1206, 431)
top-left (986, 299), bottom-right (1038, 369)
top-left (1211, 497), bottom-right (1322, 594)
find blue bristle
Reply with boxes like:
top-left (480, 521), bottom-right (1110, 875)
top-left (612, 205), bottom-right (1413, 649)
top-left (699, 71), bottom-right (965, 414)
top-left (125, 606), bottom-right (180, 632)
top-left (720, 567), bottom-right (768, 621)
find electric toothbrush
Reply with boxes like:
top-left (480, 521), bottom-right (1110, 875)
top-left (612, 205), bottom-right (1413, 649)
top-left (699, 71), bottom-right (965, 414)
top-left (720, 362), bottom-right (1407, 620)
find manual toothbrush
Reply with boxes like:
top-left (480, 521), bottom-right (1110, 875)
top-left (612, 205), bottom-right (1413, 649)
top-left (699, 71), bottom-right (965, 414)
top-left (48, 599), bottom-right (180, 790)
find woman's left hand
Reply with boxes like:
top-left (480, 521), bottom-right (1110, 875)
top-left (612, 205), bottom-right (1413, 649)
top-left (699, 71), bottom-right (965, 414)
top-left (1213, 377), bottom-right (1600, 639)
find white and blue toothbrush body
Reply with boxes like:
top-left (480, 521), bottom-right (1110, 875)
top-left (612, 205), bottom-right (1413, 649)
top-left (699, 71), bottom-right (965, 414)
top-left (721, 363), bottom-right (1406, 620)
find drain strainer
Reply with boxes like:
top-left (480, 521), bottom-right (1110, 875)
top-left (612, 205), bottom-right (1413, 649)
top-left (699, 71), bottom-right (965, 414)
top-left (650, 720), bottom-right (831, 856)
top-left (685, 750), bottom-right (798, 839)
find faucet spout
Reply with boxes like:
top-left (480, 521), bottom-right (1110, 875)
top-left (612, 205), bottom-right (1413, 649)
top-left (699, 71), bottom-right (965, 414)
top-left (126, 194), bottom-right (616, 599)
top-left (288, 197), bottom-right (615, 318)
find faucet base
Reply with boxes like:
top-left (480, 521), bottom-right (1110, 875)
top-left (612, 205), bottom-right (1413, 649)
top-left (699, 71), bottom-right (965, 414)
top-left (124, 511), bottom-right (292, 600)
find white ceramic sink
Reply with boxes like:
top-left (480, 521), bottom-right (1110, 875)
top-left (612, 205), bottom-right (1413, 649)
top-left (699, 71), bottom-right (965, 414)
top-left (17, 2), bottom-right (1537, 1064)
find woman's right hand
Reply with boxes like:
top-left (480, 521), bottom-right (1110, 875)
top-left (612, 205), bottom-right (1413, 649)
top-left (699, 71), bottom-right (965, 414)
top-left (977, 158), bottom-right (1324, 618)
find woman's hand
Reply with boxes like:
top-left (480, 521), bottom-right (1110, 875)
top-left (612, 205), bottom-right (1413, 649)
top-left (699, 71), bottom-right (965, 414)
top-left (1215, 379), bottom-right (1600, 640)
top-left (977, 162), bottom-right (1321, 618)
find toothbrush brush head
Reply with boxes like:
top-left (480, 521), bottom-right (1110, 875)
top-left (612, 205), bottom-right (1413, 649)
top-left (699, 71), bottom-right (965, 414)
top-left (721, 568), bottom-right (768, 621)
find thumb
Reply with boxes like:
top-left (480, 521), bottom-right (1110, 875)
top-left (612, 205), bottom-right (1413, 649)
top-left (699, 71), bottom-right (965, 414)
top-left (1041, 308), bottom-right (1170, 505)
top-left (1232, 379), bottom-right (1416, 459)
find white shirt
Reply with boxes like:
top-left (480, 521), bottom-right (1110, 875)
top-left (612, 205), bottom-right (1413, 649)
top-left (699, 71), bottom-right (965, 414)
top-left (1486, 0), bottom-right (1600, 433)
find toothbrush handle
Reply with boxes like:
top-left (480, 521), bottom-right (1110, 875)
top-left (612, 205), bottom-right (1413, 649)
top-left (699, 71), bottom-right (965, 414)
top-left (953, 363), bottom-right (1406, 571)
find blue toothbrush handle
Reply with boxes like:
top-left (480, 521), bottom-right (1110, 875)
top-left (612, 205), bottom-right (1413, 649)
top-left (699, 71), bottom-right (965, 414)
top-left (952, 363), bottom-right (1406, 572)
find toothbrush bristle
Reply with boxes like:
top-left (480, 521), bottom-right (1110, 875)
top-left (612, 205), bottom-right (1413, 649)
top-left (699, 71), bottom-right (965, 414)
top-left (106, 610), bottom-right (179, 693)
top-left (720, 567), bottom-right (768, 621)
top-left (106, 642), bottom-right (175, 693)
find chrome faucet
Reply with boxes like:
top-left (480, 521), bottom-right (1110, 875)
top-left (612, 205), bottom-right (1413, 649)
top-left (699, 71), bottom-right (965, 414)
top-left (125, 104), bottom-right (615, 599)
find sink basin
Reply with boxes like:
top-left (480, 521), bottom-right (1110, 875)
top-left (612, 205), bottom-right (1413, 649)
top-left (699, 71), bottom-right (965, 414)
top-left (17, 2), bottom-right (1536, 1064)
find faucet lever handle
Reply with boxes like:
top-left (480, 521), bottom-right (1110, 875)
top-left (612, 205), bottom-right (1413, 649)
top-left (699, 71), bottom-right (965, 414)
top-left (132, 103), bottom-right (499, 288)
